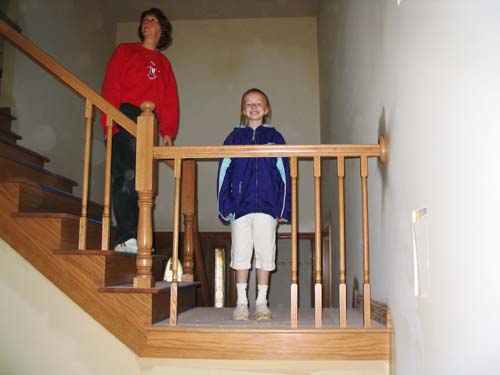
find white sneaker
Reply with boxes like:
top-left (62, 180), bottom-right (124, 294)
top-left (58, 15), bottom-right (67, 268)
top-left (256, 303), bottom-right (272, 320)
top-left (233, 304), bottom-right (249, 321)
top-left (114, 238), bottom-right (138, 254)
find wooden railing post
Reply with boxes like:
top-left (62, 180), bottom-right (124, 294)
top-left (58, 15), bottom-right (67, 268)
top-left (101, 116), bottom-right (113, 250)
top-left (337, 156), bottom-right (347, 327)
top-left (290, 156), bottom-right (298, 328)
top-left (313, 156), bottom-right (322, 328)
top-left (134, 101), bottom-right (157, 288)
top-left (79, 99), bottom-right (93, 250)
top-left (181, 159), bottom-right (196, 281)
top-left (170, 157), bottom-right (182, 325)
top-left (360, 156), bottom-right (371, 327)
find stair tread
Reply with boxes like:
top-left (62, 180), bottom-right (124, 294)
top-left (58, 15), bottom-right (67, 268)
top-left (12, 211), bottom-right (101, 224)
top-left (0, 107), bottom-right (16, 120)
top-left (1, 177), bottom-right (102, 208)
top-left (54, 249), bottom-right (168, 258)
top-left (0, 135), bottom-right (50, 162)
top-left (0, 150), bottom-right (77, 186)
top-left (99, 280), bottom-right (201, 294)
top-left (0, 128), bottom-right (22, 141)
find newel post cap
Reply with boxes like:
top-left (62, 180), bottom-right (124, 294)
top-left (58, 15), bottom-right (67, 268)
top-left (140, 101), bottom-right (156, 114)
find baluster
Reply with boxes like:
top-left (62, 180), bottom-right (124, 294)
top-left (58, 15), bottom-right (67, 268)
top-left (313, 156), bottom-right (322, 328)
top-left (134, 102), bottom-right (157, 288)
top-left (170, 157), bottom-right (182, 326)
top-left (337, 156), bottom-right (347, 327)
top-left (101, 115), bottom-right (113, 250)
top-left (360, 156), bottom-right (371, 327)
top-left (79, 99), bottom-right (93, 250)
top-left (182, 159), bottom-right (196, 281)
top-left (290, 156), bottom-right (298, 328)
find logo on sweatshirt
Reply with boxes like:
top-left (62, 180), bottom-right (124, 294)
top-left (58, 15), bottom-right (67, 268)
top-left (146, 61), bottom-right (160, 80)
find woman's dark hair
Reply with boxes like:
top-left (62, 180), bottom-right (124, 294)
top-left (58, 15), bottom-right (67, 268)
top-left (137, 8), bottom-right (172, 50)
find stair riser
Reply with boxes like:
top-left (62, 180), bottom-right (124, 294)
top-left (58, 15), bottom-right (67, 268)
top-left (18, 184), bottom-right (103, 220)
top-left (60, 219), bottom-right (104, 250)
top-left (0, 157), bottom-right (75, 193)
top-left (0, 117), bottom-right (13, 133)
top-left (104, 255), bottom-right (167, 287)
top-left (0, 141), bottom-right (46, 167)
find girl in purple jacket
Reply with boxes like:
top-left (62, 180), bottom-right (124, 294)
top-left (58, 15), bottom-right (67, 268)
top-left (217, 88), bottom-right (291, 321)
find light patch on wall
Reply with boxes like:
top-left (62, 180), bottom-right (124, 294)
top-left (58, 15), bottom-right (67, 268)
top-left (412, 208), bottom-right (430, 298)
top-left (397, 0), bottom-right (402, 7)
top-left (32, 124), bottom-right (57, 152)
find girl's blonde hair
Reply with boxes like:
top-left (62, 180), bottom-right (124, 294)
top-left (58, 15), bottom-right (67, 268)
top-left (239, 88), bottom-right (272, 126)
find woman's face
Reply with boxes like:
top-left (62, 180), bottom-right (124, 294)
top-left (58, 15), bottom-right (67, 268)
top-left (141, 14), bottom-right (161, 42)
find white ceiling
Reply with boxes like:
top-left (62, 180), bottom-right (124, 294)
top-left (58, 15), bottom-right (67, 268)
top-left (103, 0), bottom-right (319, 22)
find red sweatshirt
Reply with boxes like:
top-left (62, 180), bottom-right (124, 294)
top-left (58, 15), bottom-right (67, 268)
top-left (100, 42), bottom-right (179, 139)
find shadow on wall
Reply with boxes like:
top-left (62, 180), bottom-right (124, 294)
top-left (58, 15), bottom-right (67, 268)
top-left (378, 106), bottom-right (390, 207)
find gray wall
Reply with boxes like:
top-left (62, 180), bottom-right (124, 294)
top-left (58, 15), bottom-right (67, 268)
top-left (117, 17), bottom-right (320, 232)
top-left (318, 1), bottom-right (500, 374)
top-left (6, 0), bottom-right (116, 201)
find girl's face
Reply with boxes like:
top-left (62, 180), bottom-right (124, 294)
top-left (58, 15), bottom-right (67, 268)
top-left (242, 92), bottom-right (269, 129)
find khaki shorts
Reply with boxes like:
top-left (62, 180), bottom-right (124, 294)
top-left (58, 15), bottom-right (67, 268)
top-left (230, 213), bottom-right (277, 271)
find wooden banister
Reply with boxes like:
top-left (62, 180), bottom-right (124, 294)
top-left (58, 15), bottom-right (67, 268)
top-left (0, 18), bottom-right (136, 136)
top-left (1, 17), bottom-right (204, 296)
top-left (137, 134), bottom-right (387, 327)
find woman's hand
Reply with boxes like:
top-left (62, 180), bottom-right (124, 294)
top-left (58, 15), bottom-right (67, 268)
top-left (162, 135), bottom-right (173, 146)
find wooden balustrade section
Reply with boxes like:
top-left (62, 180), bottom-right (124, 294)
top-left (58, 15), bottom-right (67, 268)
top-left (0, 20), bottom-right (202, 286)
top-left (137, 108), bottom-right (387, 327)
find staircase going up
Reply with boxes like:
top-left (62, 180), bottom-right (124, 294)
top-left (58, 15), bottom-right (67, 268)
top-left (0, 107), bottom-right (199, 355)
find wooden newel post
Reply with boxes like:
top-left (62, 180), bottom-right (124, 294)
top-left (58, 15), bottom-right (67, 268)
top-left (134, 101), bottom-right (157, 288)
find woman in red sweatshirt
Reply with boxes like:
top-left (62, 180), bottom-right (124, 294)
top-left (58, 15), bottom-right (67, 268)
top-left (100, 8), bottom-right (179, 253)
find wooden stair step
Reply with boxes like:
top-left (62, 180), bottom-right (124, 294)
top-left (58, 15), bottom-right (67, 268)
top-left (0, 150), bottom-right (77, 193)
top-left (0, 127), bottom-right (22, 142)
top-left (100, 281), bottom-right (199, 324)
top-left (0, 135), bottom-right (50, 167)
top-left (0, 107), bottom-right (16, 133)
top-left (16, 179), bottom-right (102, 220)
top-left (12, 212), bottom-right (111, 250)
top-left (54, 249), bottom-right (169, 287)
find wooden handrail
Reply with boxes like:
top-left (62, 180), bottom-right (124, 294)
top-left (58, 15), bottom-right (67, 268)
top-left (0, 17), bottom-right (136, 136)
top-left (153, 143), bottom-right (384, 160)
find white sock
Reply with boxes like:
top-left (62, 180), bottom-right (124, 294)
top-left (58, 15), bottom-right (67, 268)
top-left (236, 283), bottom-right (248, 306)
top-left (256, 284), bottom-right (269, 305)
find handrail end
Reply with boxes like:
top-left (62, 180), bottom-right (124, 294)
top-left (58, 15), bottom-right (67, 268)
top-left (378, 136), bottom-right (387, 164)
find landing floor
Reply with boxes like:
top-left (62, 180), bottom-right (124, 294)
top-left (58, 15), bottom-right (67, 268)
top-left (156, 307), bottom-right (385, 329)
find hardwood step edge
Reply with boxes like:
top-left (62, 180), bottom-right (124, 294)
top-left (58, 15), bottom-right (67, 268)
top-left (99, 281), bottom-right (201, 294)
top-left (0, 135), bottom-right (50, 162)
top-left (54, 249), bottom-right (168, 259)
top-left (0, 128), bottom-right (22, 141)
top-left (12, 211), bottom-right (101, 224)
top-left (0, 107), bottom-right (17, 120)
top-left (0, 151), bottom-right (77, 186)
top-left (1, 177), bottom-right (103, 210)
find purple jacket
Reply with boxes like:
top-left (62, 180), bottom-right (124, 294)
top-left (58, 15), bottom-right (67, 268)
top-left (217, 124), bottom-right (291, 223)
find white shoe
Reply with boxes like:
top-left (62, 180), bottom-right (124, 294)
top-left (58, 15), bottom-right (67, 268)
top-left (256, 303), bottom-right (272, 320)
top-left (114, 238), bottom-right (138, 254)
top-left (233, 304), bottom-right (249, 321)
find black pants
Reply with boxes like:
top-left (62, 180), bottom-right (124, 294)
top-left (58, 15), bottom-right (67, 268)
top-left (110, 103), bottom-right (142, 245)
